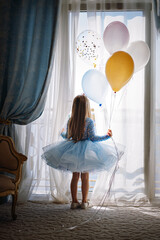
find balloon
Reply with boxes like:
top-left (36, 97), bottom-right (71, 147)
top-left (76, 30), bottom-right (103, 68)
top-left (126, 41), bottom-right (150, 72)
top-left (105, 51), bottom-right (134, 92)
top-left (103, 21), bottom-right (130, 55)
top-left (82, 69), bottom-right (108, 104)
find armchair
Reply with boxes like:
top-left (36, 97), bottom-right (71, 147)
top-left (0, 135), bottom-right (27, 220)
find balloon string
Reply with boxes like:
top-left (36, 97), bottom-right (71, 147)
top-left (58, 137), bottom-right (121, 232)
top-left (109, 91), bottom-right (116, 128)
top-left (53, 90), bottom-right (127, 233)
top-left (88, 86), bottom-right (128, 219)
top-left (109, 86), bottom-right (128, 128)
top-left (58, 88), bottom-right (128, 231)
top-left (95, 137), bottom-right (121, 219)
top-left (116, 85), bottom-right (127, 110)
top-left (54, 171), bottom-right (119, 232)
top-left (53, 137), bottom-right (121, 233)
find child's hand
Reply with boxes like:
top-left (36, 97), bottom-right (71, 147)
top-left (107, 129), bottom-right (112, 137)
top-left (61, 128), bottom-right (65, 133)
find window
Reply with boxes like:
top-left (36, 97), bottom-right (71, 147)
top-left (25, 3), bottom-right (151, 205)
top-left (74, 10), bottom-right (145, 195)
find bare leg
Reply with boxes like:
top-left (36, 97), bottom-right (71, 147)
top-left (81, 172), bottom-right (89, 203)
top-left (71, 172), bottom-right (80, 203)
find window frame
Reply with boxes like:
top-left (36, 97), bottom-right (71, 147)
top-left (69, 2), bottom-right (152, 201)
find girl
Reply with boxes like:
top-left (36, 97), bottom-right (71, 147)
top-left (42, 95), bottom-right (122, 209)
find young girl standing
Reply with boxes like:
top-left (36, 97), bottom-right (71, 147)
top-left (42, 95), bottom-right (121, 209)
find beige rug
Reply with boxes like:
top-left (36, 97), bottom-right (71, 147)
top-left (1, 202), bottom-right (160, 240)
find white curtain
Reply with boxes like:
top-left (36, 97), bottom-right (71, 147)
top-left (155, 26), bottom-right (160, 201)
top-left (74, 0), bottom-right (150, 206)
top-left (16, 0), bottom-right (80, 203)
top-left (15, 0), bottom-right (160, 206)
top-left (149, 0), bottom-right (160, 203)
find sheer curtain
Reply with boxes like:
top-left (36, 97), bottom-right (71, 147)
top-left (149, 0), bottom-right (160, 203)
top-left (16, 0), bottom-right (160, 206)
top-left (155, 26), bottom-right (160, 201)
top-left (16, 0), bottom-right (80, 202)
top-left (74, 0), bottom-right (150, 206)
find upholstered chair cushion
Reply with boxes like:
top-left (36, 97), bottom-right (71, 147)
top-left (0, 140), bottom-right (18, 170)
top-left (0, 135), bottom-right (27, 220)
top-left (0, 174), bottom-right (15, 192)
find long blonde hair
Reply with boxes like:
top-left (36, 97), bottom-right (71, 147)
top-left (68, 95), bottom-right (91, 142)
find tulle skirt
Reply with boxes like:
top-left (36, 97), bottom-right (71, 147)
top-left (42, 139), bottom-right (124, 173)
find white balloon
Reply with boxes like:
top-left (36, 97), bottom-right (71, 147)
top-left (82, 69), bottom-right (108, 105)
top-left (126, 41), bottom-right (150, 72)
top-left (103, 21), bottom-right (130, 55)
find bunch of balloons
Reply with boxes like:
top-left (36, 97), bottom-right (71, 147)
top-left (76, 21), bottom-right (150, 104)
top-left (104, 21), bottom-right (150, 92)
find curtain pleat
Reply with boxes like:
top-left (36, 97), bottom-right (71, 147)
top-left (0, 0), bottom-right (60, 138)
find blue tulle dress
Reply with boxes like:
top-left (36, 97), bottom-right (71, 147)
top-left (42, 118), bottom-right (124, 173)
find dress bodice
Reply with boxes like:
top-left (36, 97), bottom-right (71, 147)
top-left (61, 118), bottom-right (110, 142)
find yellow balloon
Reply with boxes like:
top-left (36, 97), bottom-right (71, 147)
top-left (105, 51), bottom-right (134, 92)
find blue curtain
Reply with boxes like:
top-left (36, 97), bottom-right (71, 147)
top-left (0, 0), bottom-right (60, 136)
top-left (153, 0), bottom-right (160, 30)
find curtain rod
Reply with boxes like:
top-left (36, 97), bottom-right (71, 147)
top-left (68, 2), bottom-right (152, 11)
